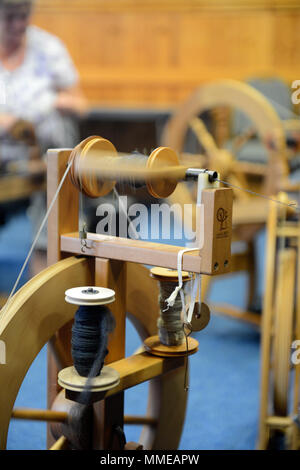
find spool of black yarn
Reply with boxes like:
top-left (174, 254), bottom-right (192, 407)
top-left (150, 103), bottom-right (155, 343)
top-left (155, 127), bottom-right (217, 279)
top-left (71, 304), bottom-right (115, 377)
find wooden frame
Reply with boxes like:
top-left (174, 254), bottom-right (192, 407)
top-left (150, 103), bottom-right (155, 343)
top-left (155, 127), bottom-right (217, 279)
top-left (46, 145), bottom-right (232, 449)
top-left (0, 139), bottom-right (233, 450)
top-left (258, 201), bottom-right (300, 450)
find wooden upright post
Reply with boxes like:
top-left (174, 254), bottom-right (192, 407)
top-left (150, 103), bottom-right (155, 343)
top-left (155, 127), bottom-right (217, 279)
top-left (257, 201), bottom-right (278, 449)
top-left (47, 149), bottom-right (78, 265)
top-left (94, 258), bottom-right (127, 449)
top-left (46, 149), bottom-right (80, 447)
top-left (200, 187), bottom-right (233, 275)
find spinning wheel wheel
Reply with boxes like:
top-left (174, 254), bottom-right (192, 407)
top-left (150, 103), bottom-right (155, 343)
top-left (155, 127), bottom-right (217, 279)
top-left (162, 79), bottom-right (289, 203)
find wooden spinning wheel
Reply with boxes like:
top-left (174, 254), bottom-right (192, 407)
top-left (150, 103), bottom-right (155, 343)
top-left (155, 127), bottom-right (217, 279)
top-left (258, 196), bottom-right (300, 450)
top-left (0, 136), bottom-right (233, 450)
top-left (161, 80), bottom-right (294, 325)
top-left (161, 79), bottom-right (300, 448)
top-left (0, 119), bottom-right (45, 204)
top-left (161, 79), bottom-right (289, 205)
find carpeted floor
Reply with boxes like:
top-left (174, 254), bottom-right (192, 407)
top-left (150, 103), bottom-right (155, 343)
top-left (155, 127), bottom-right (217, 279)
top-left (2, 212), bottom-right (265, 450)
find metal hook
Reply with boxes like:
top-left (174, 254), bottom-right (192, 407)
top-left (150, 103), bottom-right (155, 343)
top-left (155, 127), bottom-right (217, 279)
top-left (183, 322), bottom-right (193, 391)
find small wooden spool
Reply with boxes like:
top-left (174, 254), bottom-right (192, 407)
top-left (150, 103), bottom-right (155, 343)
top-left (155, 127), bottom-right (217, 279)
top-left (144, 267), bottom-right (199, 357)
top-left (58, 286), bottom-right (120, 403)
top-left (69, 136), bottom-right (118, 198)
top-left (144, 335), bottom-right (198, 357)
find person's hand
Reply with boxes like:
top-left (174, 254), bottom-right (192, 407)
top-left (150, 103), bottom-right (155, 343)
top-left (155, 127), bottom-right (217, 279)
top-left (9, 119), bottom-right (37, 145)
top-left (55, 87), bottom-right (87, 116)
top-left (0, 113), bottom-right (18, 132)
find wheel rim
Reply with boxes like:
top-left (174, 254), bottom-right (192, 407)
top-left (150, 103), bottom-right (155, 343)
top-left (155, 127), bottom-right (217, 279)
top-left (162, 79), bottom-right (288, 197)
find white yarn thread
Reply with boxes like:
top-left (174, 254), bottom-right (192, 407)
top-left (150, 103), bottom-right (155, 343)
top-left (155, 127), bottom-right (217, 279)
top-left (164, 247), bottom-right (200, 318)
top-left (1, 158), bottom-right (74, 319)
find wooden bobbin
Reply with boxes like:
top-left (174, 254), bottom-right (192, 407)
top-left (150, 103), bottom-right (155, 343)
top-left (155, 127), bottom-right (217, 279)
top-left (69, 136), bottom-right (118, 198)
top-left (58, 366), bottom-right (120, 401)
top-left (69, 136), bottom-right (181, 199)
top-left (58, 286), bottom-right (120, 403)
top-left (150, 266), bottom-right (192, 284)
top-left (144, 267), bottom-right (199, 357)
top-left (146, 147), bottom-right (180, 198)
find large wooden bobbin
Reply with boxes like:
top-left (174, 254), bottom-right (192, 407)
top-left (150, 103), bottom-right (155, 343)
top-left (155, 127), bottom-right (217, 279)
top-left (58, 286), bottom-right (120, 404)
top-left (68, 135), bottom-right (181, 199)
top-left (144, 267), bottom-right (199, 357)
top-left (69, 136), bottom-right (118, 198)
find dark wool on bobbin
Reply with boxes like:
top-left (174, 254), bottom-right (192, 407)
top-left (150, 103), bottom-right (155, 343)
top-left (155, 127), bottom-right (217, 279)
top-left (71, 305), bottom-right (115, 377)
top-left (158, 281), bottom-right (185, 346)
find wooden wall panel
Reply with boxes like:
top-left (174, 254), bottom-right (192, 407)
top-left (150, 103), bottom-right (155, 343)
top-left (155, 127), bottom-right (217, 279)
top-left (32, 0), bottom-right (300, 107)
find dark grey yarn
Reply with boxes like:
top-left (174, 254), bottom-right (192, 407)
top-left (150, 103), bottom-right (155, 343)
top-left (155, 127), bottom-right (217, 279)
top-left (71, 304), bottom-right (115, 377)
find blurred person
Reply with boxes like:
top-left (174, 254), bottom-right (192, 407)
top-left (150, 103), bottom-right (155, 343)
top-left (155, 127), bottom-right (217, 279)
top-left (0, 0), bottom-right (86, 159)
top-left (0, 0), bottom-right (86, 285)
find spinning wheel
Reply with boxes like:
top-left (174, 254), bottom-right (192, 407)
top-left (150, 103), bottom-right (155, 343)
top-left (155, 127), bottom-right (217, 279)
top-left (0, 118), bottom-right (45, 204)
top-left (161, 79), bottom-right (289, 204)
top-left (258, 197), bottom-right (300, 450)
top-left (0, 136), bottom-right (233, 450)
top-left (161, 80), bottom-right (293, 324)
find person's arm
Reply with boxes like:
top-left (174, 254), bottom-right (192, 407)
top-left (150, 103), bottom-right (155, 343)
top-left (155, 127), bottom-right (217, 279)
top-left (54, 85), bottom-right (87, 117)
top-left (45, 34), bottom-right (87, 118)
top-left (0, 113), bottom-right (18, 133)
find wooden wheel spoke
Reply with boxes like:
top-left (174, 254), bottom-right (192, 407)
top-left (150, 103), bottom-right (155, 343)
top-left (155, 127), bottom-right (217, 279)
top-left (211, 303), bottom-right (261, 326)
top-left (232, 160), bottom-right (267, 177)
top-left (12, 408), bottom-right (68, 423)
top-left (49, 436), bottom-right (68, 450)
top-left (180, 151), bottom-right (206, 168)
top-left (231, 126), bottom-right (256, 155)
top-left (124, 415), bottom-right (157, 426)
top-left (189, 117), bottom-right (219, 156)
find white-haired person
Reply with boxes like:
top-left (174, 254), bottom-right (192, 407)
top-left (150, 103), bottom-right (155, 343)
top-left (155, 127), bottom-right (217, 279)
top-left (0, 0), bottom-right (86, 158)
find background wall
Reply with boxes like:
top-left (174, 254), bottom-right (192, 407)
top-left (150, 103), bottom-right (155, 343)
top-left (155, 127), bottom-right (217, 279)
top-left (32, 0), bottom-right (300, 107)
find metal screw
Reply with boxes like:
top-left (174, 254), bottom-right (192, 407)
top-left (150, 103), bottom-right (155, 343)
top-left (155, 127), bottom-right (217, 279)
top-left (82, 287), bottom-right (99, 295)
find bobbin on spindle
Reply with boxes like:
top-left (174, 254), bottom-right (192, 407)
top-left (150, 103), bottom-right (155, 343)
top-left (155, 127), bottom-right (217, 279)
top-left (58, 286), bottom-right (120, 404)
top-left (68, 136), bottom-right (181, 199)
top-left (69, 136), bottom-right (118, 198)
top-left (143, 267), bottom-right (199, 357)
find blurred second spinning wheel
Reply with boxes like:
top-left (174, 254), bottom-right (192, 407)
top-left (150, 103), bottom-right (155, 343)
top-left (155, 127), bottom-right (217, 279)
top-left (161, 79), bottom-right (290, 229)
top-left (161, 80), bottom-right (292, 324)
